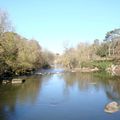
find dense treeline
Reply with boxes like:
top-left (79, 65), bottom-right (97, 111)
top-left (0, 9), bottom-right (54, 78)
top-left (58, 29), bottom-right (120, 69)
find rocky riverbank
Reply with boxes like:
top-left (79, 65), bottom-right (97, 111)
top-left (106, 65), bottom-right (120, 76)
top-left (0, 68), bottom-right (35, 80)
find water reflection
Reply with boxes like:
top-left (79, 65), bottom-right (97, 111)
top-left (103, 79), bottom-right (120, 102)
top-left (0, 75), bottom-right (43, 120)
top-left (0, 71), bottom-right (120, 120)
top-left (61, 72), bottom-right (120, 102)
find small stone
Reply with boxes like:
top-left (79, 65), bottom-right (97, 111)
top-left (2, 80), bottom-right (11, 84)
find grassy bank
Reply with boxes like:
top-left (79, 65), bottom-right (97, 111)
top-left (81, 60), bottom-right (113, 71)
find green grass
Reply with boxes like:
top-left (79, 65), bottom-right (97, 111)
top-left (81, 60), bottom-right (113, 71)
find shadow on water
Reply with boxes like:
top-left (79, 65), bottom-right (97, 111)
top-left (0, 69), bottom-right (120, 120)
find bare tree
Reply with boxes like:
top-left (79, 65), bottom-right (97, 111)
top-left (0, 9), bottom-right (12, 36)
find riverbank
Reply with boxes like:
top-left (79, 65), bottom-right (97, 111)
top-left (0, 64), bottom-right (51, 81)
top-left (65, 60), bottom-right (120, 76)
top-left (1, 59), bottom-right (120, 84)
top-left (65, 67), bottom-right (99, 73)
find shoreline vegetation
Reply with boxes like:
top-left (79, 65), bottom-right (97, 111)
top-left (0, 9), bottom-right (54, 81)
top-left (1, 9), bottom-right (120, 82)
top-left (55, 29), bottom-right (120, 76)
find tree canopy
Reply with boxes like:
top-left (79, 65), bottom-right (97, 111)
top-left (0, 9), bottom-right (54, 77)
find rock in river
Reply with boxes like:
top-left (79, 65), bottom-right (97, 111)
top-left (2, 80), bottom-right (11, 84)
top-left (104, 101), bottom-right (120, 113)
top-left (12, 78), bottom-right (25, 84)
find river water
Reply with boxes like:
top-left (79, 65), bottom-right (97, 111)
top-left (0, 69), bottom-right (120, 120)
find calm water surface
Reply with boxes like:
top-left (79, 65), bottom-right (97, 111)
top-left (0, 69), bottom-right (120, 120)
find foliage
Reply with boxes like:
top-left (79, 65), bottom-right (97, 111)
top-left (59, 43), bottom-right (99, 69)
top-left (80, 60), bottom-right (112, 71)
top-left (0, 9), bottom-right (52, 77)
top-left (96, 43), bottom-right (108, 57)
top-left (103, 29), bottom-right (120, 57)
top-left (0, 32), bottom-right (49, 76)
top-left (42, 49), bottom-right (55, 65)
top-left (91, 60), bottom-right (112, 70)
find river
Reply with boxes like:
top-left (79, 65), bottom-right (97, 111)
top-left (0, 69), bottom-right (120, 120)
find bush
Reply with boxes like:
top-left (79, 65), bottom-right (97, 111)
top-left (80, 60), bottom-right (112, 71)
top-left (91, 60), bottom-right (112, 70)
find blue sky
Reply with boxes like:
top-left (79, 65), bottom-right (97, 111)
top-left (0, 0), bottom-right (120, 53)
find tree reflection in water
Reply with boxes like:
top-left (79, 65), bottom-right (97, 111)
top-left (0, 75), bottom-right (43, 120)
top-left (60, 72), bottom-right (120, 103)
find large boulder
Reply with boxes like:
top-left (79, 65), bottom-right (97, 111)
top-left (104, 101), bottom-right (120, 113)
